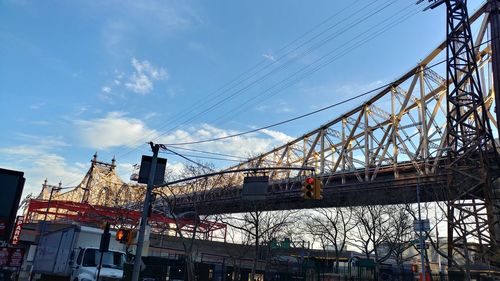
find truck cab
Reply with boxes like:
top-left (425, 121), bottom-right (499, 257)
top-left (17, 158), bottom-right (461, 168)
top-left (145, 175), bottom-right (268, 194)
top-left (71, 247), bottom-right (126, 281)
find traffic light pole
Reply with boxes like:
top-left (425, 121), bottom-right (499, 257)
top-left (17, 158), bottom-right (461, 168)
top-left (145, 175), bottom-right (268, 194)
top-left (131, 143), bottom-right (160, 281)
top-left (96, 222), bottom-right (111, 281)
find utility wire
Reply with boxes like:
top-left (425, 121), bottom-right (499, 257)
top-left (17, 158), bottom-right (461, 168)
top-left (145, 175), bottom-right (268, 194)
top-left (160, 147), bottom-right (214, 171)
top-left (62, 34), bottom-right (495, 188)
top-left (164, 31), bottom-right (498, 147)
top-left (148, 0), bottom-right (399, 144)
top-left (212, 3), bottom-right (421, 126)
top-left (56, 7), bottom-right (494, 188)
top-left (116, 0), bottom-right (392, 159)
top-left (160, 151), bottom-right (243, 163)
top-left (165, 146), bottom-right (248, 160)
top-left (161, 56), bottom-right (451, 146)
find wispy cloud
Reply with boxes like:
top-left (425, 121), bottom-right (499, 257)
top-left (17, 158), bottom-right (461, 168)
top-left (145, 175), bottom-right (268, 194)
top-left (260, 129), bottom-right (294, 143)
top-left (100, 58), bottom-right (168, 101)
top-left (188, 41), bottom-right (217, 62)
top-left (101, 86), bottom-right (112, 93)
top-left (13, 133), bottom-right (69, 150)
top-left (254, 100), bottom-right (293, 114)
top-left (335, 80), bottom-right (384, 96)
top-left (125, 58), bottom-right (168, 95)
top-left (156, 123), bottom-right (294, 158)
top-left (262, 53), bottom-right (276, 62)
top-left (30, 102), bottom-right (45, 110)
top-left (0, 135), bottom-right (82, 197)
top-left (74, 110), bottom-right (294, 159)
top-left (74, 111), bottom-right (158, 149)
top-left (98, 1), bottom-right (201, 57)
top-left (144, 112), bottom-right (159, 120)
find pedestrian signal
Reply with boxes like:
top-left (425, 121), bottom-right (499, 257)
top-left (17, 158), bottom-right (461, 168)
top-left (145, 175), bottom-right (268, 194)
top-left (116, 228), bottom-right (133, 244)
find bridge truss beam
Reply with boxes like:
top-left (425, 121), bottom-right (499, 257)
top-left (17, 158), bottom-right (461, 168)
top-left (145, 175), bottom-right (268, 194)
top-left (162, 1), bottom-right (499, 268)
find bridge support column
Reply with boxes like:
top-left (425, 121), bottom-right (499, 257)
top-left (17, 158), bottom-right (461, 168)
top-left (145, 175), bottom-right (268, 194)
top-left (489, 0), bottom-right (500, 136)
top-left (493, 178), bottom-right (500, 262)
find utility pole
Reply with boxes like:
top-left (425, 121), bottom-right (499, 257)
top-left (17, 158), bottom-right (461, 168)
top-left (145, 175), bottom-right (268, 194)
top-left (131, 142), bottom-right (160, 281)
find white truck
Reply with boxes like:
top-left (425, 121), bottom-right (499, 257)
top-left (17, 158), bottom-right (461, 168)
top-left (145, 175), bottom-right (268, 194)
top-left (32, 225), bottom-right (127, 281)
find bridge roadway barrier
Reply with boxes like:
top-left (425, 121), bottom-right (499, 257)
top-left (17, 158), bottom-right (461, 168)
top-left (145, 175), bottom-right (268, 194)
top-left (165, 152), bottom-right (499, 215)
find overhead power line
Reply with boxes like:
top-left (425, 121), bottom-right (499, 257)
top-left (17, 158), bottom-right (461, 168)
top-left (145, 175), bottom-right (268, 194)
top-left (160, 151), bottom-right (242, 163)
top-left (116, 0), bottom-right (397, 159)
top-left (166, 146), bottom-right (248, 160)
top-left (212, 3), bottom-right (421, 126)
top-left (161, 56), bottom-right (450, 146)
top-left (162, 32), bottom-right (498, 147)
top-left (160, 147), bottom-right (215, 171)
top-left (149, 0), bottom-right (401, 144)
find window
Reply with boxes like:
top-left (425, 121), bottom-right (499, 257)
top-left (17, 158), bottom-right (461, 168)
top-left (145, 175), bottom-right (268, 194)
top-left (76, 249), bottom-right (84, 265)
top-left (81, 249), bottom-right (125, 269)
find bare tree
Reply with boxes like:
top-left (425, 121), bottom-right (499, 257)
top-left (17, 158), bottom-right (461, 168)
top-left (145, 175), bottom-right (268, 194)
top-left (384, 205), bottom-right (418, 281)
top-left (406, 201), bottom-right (455, 276)
top-left (220, 226), bottom-right (254, 281)
top-left (221, 209), bottom-right (298, 281)
top-left (305, 207), bottom-right (354, 273)
top-left (156, 163), bottom-right (224, 281)
top-left (350, 205), bottom-right (393, 280)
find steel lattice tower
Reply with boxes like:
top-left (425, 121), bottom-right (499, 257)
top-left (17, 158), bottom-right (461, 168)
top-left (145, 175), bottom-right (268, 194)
top-left (428, 0), bottom-right (500, 270)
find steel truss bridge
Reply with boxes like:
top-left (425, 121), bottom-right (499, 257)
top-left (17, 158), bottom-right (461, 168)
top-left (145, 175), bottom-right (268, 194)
top-left (24, 199), bottom-right (227, 241)
top-left (160, 1), bottom-right (500, 269)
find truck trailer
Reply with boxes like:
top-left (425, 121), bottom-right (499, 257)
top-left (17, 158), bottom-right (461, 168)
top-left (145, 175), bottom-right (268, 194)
top-left (32, 225), bottom-right (126, 281)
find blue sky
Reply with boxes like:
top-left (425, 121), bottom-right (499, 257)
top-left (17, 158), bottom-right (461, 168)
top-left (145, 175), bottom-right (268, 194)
top-left (0, 0), bottom-right (485, 198)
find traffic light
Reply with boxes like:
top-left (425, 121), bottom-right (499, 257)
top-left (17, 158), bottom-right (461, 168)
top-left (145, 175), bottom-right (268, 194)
top-left (116, 228), bottom-right (133, 244)
top-left (314, 178), bottom-right (323, 200)
top-left (301, 177), bottom-right (315, 199)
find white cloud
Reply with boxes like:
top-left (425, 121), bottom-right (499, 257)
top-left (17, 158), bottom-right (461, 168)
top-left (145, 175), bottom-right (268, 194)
top-left (255, 105), bottom-right (268, 112)
top-left (75, 111), bottom-right (158, 149)
top-left (0, 146), bottom-right (85, 199)
top-left (101, 86), bottom-right (112, 93)
top-left (144, 112), bottom-right (159, 120)
top-left (260, 129), bottom-right (294, 143)
top-left (116, 163), bottom-right (136, 182)
top-left (74, 111), bottom-right (294, 163)
top-left (254, 101), bottom-right (293, 114)
top-left (262, 53), bottom-right (276, 62)
top-left (157, 123), bottom-right (294, 159)
top-left (166, 162), bottom-right (186, 179)
top-left (11, 134), bottom-right (69, 150)
top-left (125, 58), bottom-right (168, 95)
top-left (30, 102), bottom-right (45, 110)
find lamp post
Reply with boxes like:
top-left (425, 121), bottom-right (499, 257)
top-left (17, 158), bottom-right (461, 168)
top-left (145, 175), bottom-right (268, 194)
top-left (416, 176), bottom-right (426, 281)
